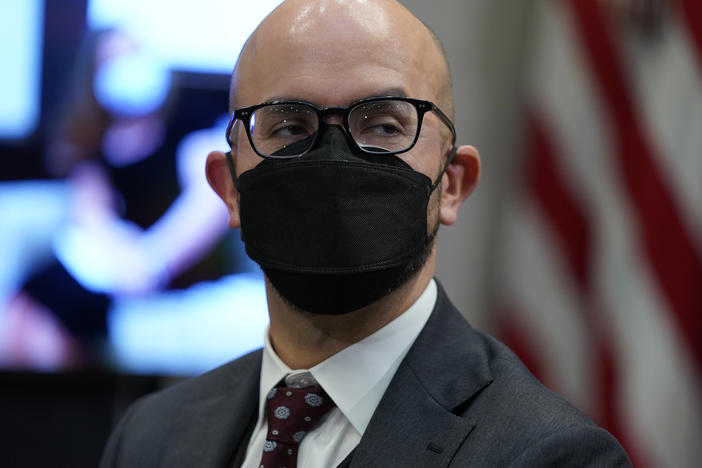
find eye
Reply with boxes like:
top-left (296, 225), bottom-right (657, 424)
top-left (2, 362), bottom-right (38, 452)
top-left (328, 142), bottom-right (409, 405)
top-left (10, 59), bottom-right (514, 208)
top-left (270, 121), bottom-right (312, 137)
top-left (366, 122), bottom-right (402, 135)
top-left (357, 115), bottom-right (406, 138)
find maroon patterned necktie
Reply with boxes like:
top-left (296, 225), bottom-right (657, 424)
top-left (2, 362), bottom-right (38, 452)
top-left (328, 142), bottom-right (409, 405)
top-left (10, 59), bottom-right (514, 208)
top-left (259, 385), bottom-right (335, 468)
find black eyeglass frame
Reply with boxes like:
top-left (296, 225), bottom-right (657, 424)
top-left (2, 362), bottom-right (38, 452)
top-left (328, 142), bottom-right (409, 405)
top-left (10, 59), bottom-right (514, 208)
top-left (225, 96), bottom-right (457, 159)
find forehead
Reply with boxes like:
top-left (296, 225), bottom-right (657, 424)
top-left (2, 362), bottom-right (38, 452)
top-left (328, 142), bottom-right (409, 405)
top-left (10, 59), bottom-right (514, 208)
top-left (234, 1), bottom-right (443, 109)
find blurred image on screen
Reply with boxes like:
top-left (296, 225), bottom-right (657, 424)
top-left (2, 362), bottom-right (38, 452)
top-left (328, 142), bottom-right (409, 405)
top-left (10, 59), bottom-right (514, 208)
top-left (0, 0), bottom-right (284, 376)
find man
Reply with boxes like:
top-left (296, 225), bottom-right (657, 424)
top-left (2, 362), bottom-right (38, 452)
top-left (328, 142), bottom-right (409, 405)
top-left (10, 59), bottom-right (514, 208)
top-left (100, 1), bottom-right (632, 466)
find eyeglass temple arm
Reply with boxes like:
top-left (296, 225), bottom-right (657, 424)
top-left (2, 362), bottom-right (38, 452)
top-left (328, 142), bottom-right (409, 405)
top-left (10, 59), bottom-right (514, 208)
top-left (224, 151), bottom-right (241, 191)
top-left (430, 145), bottom-right (458, 192)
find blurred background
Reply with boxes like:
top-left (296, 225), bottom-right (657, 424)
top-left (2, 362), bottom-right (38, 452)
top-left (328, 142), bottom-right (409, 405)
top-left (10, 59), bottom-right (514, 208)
top-left (0, 0), bottom-right (699, 466)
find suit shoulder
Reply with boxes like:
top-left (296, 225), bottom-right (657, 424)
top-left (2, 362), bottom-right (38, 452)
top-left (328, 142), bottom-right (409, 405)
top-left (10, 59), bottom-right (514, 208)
top-left (460, 331), bottom-right (630, 464)
top-left (427, 288), bottom-right (593, 432)
top-left (150, 348), bottom-right (262, 406)
top-left (100, 349), bottom-right (262, 467)
top-left (473, 330), bottom-right (593, 429)
top-left (111, 348), bottom-right (261, 434)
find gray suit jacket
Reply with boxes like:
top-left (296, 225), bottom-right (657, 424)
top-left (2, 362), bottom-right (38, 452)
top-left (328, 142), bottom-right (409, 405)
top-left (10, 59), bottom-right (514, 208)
top-left (100, 282), bottom-right (632, 467)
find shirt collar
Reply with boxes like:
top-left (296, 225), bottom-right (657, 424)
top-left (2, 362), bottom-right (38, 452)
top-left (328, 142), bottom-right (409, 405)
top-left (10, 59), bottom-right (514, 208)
top-left (257, 279), bottom-right (437, 435)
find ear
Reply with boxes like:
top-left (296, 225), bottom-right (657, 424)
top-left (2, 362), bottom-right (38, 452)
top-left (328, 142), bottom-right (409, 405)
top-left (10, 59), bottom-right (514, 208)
top-left (439, 144), bottom-right (480, 225)
top-left (206, 150), bottom-right (241, 228)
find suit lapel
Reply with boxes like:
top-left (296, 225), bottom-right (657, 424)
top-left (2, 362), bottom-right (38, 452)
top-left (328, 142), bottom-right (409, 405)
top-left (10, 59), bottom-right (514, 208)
top-left (348, 282), bottom-right (493, 468)
top-left (162, 351), bottom-right (262, 468)
top-left (347, 363), bottom-right (476, 467)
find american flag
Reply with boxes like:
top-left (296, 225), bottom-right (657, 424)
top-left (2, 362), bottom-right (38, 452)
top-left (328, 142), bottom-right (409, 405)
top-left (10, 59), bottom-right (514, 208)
top-left (495, 1), bottom-right (702, 466)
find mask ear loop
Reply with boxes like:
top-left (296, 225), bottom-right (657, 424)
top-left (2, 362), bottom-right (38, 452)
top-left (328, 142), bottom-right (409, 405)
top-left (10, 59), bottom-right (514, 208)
top-left (420, 145), bottom-right (457, 247)
top-left (429, 146), bottom-right (458, 193)
top-left (225, 151), bottom-right (241, 191)
top-left (225, 151), bottom-right (246, 242)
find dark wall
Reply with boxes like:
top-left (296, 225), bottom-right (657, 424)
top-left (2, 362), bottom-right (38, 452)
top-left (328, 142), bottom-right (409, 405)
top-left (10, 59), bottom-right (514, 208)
top-left (0, 371), bottom-right (169, 468)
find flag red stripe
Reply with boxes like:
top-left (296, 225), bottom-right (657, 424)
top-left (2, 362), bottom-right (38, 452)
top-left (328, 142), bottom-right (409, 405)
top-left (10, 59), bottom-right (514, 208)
top-left (526, 114), bottom-right (591, 289)
top-left (567, 0), bottom-right (702, 373)
top-left (680, 0), bottom-right (702, 70)
top-left (525, 112), bottom-right (646, 467)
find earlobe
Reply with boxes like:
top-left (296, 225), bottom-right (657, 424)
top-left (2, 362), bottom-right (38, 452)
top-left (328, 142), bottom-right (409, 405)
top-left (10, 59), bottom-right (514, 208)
top-left (439, 144), bottom-right (480, 225)
top-left (205, 150), bottom-right (241, 228)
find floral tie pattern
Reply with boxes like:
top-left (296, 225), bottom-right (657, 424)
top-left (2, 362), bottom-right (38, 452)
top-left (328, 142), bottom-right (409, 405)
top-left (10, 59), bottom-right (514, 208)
top-left (259, 385), bottom-right (335, 468)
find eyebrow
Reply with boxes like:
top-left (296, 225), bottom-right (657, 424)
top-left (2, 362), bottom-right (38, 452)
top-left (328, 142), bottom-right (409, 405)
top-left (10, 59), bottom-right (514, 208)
top-left (262, 87), bottom-right (410, 107)
top-left (358, 87), bottom-right (409, 100)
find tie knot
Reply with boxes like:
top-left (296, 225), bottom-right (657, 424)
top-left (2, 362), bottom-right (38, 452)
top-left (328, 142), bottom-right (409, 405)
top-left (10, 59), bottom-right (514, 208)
top-left (260, 385), bottom-right (335, 467)
top-left (264, 386), bottom-right (335, 446)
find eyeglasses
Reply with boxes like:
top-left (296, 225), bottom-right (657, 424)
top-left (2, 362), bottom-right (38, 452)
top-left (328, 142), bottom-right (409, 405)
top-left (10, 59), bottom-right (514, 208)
top-left (225, 96), bottom-right (456, 159)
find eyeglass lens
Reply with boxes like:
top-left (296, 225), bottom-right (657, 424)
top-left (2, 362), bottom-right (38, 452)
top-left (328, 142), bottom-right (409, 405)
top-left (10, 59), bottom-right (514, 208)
top-left (247, 99), bottom-right (420, 157)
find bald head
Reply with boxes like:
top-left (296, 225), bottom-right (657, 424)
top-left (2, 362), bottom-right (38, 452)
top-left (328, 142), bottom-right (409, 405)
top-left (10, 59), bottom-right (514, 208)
top-left (229, 0), bottom-right (453, 118)
top-left (207, 0), bottom-right (481, 321)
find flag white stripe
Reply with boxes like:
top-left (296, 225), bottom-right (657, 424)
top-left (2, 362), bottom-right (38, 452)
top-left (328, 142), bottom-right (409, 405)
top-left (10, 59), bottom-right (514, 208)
top-left (625, 11), bottom-right (702, 248)
top-left (500, 197), bottom-right (593, 411)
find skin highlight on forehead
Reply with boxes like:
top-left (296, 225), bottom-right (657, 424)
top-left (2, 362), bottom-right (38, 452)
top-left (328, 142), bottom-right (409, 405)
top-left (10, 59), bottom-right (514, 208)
top-left (285, 0), bottom-right (392, 36)
top-left (229, 0), bottom-right (453, 118)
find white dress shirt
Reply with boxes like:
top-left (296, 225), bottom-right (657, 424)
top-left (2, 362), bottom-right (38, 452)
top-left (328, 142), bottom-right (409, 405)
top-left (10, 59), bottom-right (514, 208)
top-left (240, 279), bottom-right (437, 468)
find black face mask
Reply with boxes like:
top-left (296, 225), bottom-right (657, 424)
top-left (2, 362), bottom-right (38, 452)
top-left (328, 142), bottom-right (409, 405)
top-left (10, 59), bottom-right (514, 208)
top-left (227, 125), bottom-right (454, 314)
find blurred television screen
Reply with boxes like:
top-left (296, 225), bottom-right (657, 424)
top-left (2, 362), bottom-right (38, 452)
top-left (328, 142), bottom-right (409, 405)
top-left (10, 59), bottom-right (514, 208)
top-left (0, 0), bottom-right (282, 376)
top-left (0, 0), bottom-right (44, 140)
top-left (87, 0), bottom-right (283, 75)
